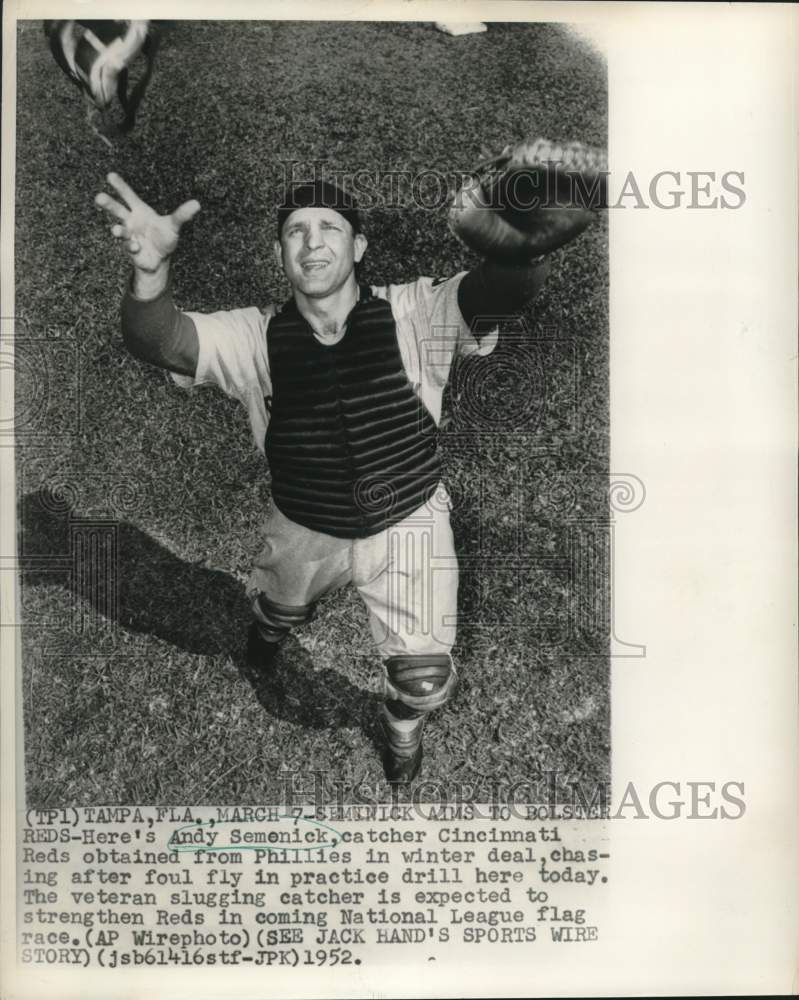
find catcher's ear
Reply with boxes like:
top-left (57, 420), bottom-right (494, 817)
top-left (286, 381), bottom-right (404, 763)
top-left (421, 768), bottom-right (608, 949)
top-left (353, 233), bottom-right (368, 263)
top-left (273, 240), bottom-right (284, 270)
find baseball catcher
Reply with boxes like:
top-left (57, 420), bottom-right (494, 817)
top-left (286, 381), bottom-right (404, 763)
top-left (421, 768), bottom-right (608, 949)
top-left (96, 137), bottom-right (605, 783)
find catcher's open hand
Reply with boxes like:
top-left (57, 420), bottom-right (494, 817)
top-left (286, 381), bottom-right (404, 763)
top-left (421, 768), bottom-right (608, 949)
top-left (450, 137), bottom-right (607, 262)
top-left (95, 173), bottom-right (201, 274)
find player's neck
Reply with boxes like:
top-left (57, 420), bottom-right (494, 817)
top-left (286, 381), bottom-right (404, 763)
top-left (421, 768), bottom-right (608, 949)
top-left (294, 278), bottom-right (360, 344)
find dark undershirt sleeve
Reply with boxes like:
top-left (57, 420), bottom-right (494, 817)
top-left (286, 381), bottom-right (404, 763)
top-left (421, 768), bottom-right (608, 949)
top-left (121, 276), bottom-right (199, 377)
top-left (457, 258), bottom-right (550, 338)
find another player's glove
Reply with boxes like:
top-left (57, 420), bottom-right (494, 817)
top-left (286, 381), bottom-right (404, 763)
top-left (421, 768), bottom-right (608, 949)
top-left (44, 20), bottom-right (158, 132)
top-left (449, 137), bottom-right (608, 263)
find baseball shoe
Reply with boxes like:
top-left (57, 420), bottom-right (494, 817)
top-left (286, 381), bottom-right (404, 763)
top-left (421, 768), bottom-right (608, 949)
top-left (380, 712), bottom-right (425, 784)
top-left (246, 622), bottom-right (283, 671)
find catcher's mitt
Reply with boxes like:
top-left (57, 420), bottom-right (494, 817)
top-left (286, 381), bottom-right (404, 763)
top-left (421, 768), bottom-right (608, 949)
top-left (449, 137), bottom-right (608, 262)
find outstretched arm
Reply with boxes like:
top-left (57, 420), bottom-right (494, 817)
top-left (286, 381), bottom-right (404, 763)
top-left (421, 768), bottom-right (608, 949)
top-left (451, 137), bottom-right (605, 333)
top-left (95, 173), bottom-right (201, 376)
top-left (457, 257), bottom-right (549, 337)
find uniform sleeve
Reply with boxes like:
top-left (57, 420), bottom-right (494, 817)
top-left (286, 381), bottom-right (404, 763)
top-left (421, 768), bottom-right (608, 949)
top-left (170, 305), bottom-right (275, 455)
top-left (170, 306), bottom-right (273, 397)
top-left (383, 274), bottom-right (498, 391)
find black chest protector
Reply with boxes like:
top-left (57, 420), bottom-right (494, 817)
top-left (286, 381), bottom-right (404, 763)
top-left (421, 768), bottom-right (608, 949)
top-left (264, 287), bottom-right (442, 539)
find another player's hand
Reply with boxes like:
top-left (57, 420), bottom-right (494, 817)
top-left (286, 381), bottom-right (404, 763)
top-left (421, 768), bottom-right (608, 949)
top-left (95, 173), bottom-right (201, 275)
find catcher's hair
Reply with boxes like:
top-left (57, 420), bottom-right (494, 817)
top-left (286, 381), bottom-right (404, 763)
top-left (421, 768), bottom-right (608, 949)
top-left (277, 180), bottom-right (362, 238)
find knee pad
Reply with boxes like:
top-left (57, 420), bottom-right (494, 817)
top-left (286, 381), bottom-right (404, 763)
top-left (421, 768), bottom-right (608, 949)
top-left (383, 654), bottom-right (457, 715)
top-left (251, 592), bottom-right (314, 641)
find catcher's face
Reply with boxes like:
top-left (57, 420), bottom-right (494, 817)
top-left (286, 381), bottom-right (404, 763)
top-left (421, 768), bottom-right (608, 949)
top-left (275, 207), bottom-right (367, 299)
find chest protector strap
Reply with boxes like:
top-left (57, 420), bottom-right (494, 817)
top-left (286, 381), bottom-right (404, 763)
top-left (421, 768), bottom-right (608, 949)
top-left (265, 287), bottom-right (441, 539)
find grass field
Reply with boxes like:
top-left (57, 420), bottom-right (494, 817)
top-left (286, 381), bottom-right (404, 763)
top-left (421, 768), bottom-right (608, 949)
top-left (15, 20), bottom-right (609, 805)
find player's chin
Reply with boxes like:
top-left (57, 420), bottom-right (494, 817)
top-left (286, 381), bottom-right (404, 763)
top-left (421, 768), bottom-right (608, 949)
top-left (296, 270), bottom-right (346, 297)
top-left (296, 277), bottom-right (335, 297)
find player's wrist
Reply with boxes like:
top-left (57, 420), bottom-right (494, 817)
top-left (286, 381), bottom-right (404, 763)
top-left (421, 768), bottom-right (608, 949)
top-left (130, 262), bottom-right (171, 301)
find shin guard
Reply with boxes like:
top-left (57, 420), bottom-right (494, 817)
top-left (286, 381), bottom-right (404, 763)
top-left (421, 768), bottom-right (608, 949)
top-left (383, 654), bottom-right (457, 716)
top-left (251, 592), bottom-right (315, 644)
